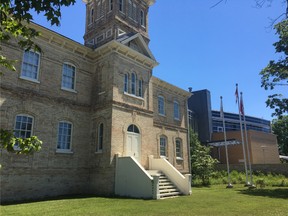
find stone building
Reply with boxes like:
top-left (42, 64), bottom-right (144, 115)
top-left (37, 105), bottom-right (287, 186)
top-left (0, 0), bottom-right (191, 202)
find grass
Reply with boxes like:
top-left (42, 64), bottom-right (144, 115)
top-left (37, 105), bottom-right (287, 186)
top-left (1, 185), bottom-right (288, 216)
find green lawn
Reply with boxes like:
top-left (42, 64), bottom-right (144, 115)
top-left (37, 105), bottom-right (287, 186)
top-left (1, 185), bottom-right (288, 216)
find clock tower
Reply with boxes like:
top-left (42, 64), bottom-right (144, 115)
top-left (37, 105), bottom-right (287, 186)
top-left (83, 0), bottom-right (155, 48)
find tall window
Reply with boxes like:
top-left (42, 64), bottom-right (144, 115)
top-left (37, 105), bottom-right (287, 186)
top-left (131, 72), bottom-right (136, 95)
top-left (89, 8), bottom-right (94, 24)
top-left (57, 121), bottom-right (72, 151)
top-left (138, 79), bottom-right (143, 97)
top-left (175, 139), bottom-right (182, 158)
top-left (160, 136), bottom-right (167, 157)
top-left (119, 0), bottom-right (123, 12)
top-left (140, 10), bottom-right (145, 26)
top-left (21, 50), bottom-right (40, 81)
top-left (128, 0), bottom-right (132, 17)
top-left (132, 3), bottom-right (137, 21)
top-left (158, 96), bottom-right (165, 115)
top-left (62, 63), bottom-right (76, 90)
top-left (14, 115), bottom-right (33, 139)
top-left (97, 123), bottom-right (104, 152)
top-left (124, 74), bottom-right (129, 93)
top-left (109, 0), bottom-right (113, 11)
top-left (174, 101), bottom-right (180, 120)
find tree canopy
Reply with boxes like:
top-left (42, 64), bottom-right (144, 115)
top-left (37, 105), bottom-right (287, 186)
top-left (260, 19), bottom-right (288, 118)
top-left (272, 116), bottom-right (288, 156)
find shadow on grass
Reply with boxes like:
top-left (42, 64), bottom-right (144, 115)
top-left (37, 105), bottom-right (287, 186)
top-left (238, 188), bottom-right (288, 200)
top-left (1, 193), bottom-right (154, 206)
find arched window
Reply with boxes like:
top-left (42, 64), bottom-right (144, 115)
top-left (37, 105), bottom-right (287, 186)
top-left (175, 139), bottom-right (182, 158)
top-left (14, 114), bottom-right (34, 150)
top-left (119, 0), bottom-right (124, 12)
top-left (89, 8), bottom-right (94, 24)
top-left (97, 123), bottom-right (104, 152)
top-left (131, 72), bottom-right (136, 95)
top-left (160, 136), bottom-right (167, 157)
top-left (140, 10), bottom-right (145, 26)
top-left (127, 124), bottom-right (140, 134)
top-left (21, 50), bottom-right (40, 82)
top-left (14, 114), bottom-right (34, 139)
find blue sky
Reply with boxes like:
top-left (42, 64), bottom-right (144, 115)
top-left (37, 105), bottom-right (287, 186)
top-left (32, 0), bottom-right (286, 121)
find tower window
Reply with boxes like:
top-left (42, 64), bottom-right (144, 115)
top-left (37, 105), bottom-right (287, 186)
top-left (89, 8), bottom-right (94, 24)
top-left (109, 0), bottom-right (113, 11)
top-left (158, 96), bottom-right (165, 116)
top-left (128, 0), bottom-right (132, 18)
top-left (131, 72), bottom-right (136, 95)
top-left (140, 10), bottom-right (145, 26)
top-left (119, 0), bottom-right (124, 12)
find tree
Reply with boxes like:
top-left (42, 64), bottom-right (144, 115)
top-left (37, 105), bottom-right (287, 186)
top-left (260, 20), bottom-right (288, 118)
top-left (0, 0), bottom-right (76, 71)
top-left (190, 131), bottom-right (218, 185)
top-left (272, 116), bottom-right (288, 156)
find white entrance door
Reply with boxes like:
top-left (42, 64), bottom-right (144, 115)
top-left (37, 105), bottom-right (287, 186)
top-left (126, 133), bottom-right (141, 162)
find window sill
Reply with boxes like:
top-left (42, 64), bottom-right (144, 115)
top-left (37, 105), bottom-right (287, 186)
top-left (124, 92), bottom-right (144, 101)
top-left (61, 87), bottom-right (77, 94)
top-left (158, 113), bottom-right (166, 117)
top-left (56, 149), bottom-right (73, 154)
top-left (20, 76), bottom-right (40, 84)
top-left (95, 150), bottom-right (103, 154)
top-left (174, 118), bottom-right (180, 121)
top-left (176, 157), bottom-right (183, 161)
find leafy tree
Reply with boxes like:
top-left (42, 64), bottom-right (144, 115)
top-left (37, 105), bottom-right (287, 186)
top-left (0, 0), bottom-right (76, 72)
top-left (260, 20), bottom-right (288, 118)
top-left (190, 131), bottom-right (218, 185)
top-left (272, 116), bottom-right (288, 156)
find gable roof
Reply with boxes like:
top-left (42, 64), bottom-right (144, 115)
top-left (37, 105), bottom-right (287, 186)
top-left (116, 33), bottom-right (156, 62)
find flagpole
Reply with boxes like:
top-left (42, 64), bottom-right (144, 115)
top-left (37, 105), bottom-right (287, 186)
top-left (241, 92), bottom-right (255, 187)
top-left (220, 96), bottom-right (233, 188)
top-left (235, 84), bottom-right (249, 186)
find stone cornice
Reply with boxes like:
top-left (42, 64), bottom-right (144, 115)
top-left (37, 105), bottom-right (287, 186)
top-left (152, 77), bottom-right (192, 98)
top-left (30, 22), bottom-right (94, 60)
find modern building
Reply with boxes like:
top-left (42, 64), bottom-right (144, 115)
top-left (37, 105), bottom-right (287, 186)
top-left (0, 0), bottom-right (191, 202)
top-left (188, 89), bottom-right (280, 165)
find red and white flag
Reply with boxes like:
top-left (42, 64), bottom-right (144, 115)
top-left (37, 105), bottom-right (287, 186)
top-left (240, 93), bottom-right (245, 115)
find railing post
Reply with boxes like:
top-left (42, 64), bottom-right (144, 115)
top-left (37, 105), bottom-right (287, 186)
top-left (152, 175), bottom-right (160, 199)
top-left (185, 174), bottom-right (192, 195)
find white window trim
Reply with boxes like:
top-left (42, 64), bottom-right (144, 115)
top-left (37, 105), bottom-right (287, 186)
top-left (174, 101), bottom-right (180, 120)
top-left (175, 139), bottom-right (183, 160)
top-left (19, 76), bottom-right (41, 84)
top-left (21, 50), bottom-right (41, 82)
top-left (61, 62), bottom-right (77, 91)
top-left (124, 91), bottom-right (144, 101)
top-left (56, 121), bottom-right (73, 153)
top-left (96, 123), bottom-right (104, 153)
top-left (13, 114), bottom-right (34, 151)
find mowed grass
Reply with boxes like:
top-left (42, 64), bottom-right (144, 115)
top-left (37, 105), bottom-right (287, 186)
top-left (1, 185), bottom-right (288, 216)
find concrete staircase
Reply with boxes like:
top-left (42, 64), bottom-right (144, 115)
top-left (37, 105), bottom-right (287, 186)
top-left (147, 170), bottom-right (181, 199)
